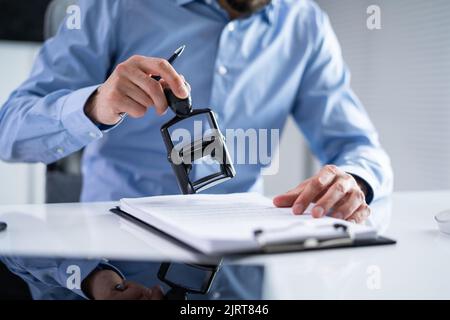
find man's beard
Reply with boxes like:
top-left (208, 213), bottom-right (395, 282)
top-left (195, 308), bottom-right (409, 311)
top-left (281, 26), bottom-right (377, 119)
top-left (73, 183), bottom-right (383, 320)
top-left (225, 0), bottom-right (272, 15)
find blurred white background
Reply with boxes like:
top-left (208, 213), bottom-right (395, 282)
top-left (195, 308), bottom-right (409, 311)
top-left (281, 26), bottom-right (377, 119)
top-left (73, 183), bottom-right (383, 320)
top-left (316, 0), bottom-right (450, 191)
top-left (0, 42), bottom-right (45, 205)
top-left (1, 0), bottom-right (450, 204)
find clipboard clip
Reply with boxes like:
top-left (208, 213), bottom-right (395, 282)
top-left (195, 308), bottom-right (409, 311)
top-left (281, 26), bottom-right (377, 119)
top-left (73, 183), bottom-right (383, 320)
top-left (253, 223), bottom-right (354, 253)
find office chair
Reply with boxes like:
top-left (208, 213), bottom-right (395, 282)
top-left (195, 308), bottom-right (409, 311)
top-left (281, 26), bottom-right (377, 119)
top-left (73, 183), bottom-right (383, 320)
top-left (45, 0), bottom-right (83, 204)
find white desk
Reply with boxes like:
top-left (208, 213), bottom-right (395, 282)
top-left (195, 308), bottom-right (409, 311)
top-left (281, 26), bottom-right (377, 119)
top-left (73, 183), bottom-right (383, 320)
top-left (1, 191), bottom-right (450, 299)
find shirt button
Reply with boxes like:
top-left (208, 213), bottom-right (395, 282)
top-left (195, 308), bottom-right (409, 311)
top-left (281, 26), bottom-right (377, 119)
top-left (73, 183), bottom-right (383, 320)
top-left (205, 0), bottom-right (212, 4)
top-left (56, 147), bottom-right (65, 155)
top-left (89, 131), bottom-right (98, 139)
top-left (228, 22), bottom-right (235, 32)
top-left (218, 65), bottom-right (228, 76)
top-left (212, 292), bottom-right (221, 299)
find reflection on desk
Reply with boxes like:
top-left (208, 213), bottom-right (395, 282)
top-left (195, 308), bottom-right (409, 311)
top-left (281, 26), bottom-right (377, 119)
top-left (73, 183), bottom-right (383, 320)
top-left (1, 192), bottom-right (450, 299)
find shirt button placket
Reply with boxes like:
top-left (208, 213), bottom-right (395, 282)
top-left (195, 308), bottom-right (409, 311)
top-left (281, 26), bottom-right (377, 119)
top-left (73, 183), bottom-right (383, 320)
top-left (217, 65), bottom-right (228, 76)
top-left (228, 22), bottom-right (235, 32)
top-left (210, 20), bottom-right (241, 122)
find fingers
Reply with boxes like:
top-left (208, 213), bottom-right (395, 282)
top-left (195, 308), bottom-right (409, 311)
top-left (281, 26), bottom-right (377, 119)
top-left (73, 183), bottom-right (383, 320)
top-left (121, 81), bottom-right (154, 108)
top-left (137, 285), bottom-right (164, 300)
top-left (312, 173), bottom-right (356, 218)
top-left (149, 286), bottom-right (165, 300)
top-left (131, 55), bottom-right (189, 99)
top-left (332, 189), bottom-right (366, 220)
top-left (146, 78), bottom-right (169, 115)
top-left (273, 182), bottom-right (308, 207)
top-left (140, 287), bottom-right (155, 300)
top-left (291, 165), bottom-right (338, 215)
top-left (114, 281), bottom-right (143, 300)
top-left (88, 55), bottom-right (190, 125)
top-left (120, 96), bottom-right (148, 118)
top-left (117, 64), bottom-right (169, 115)
top-left (273, 193), bottom-right (299, 208)
top-left (116, 282), bottom-right (164, 300)
top-left (275, 165), bottom-right (370, 224)
top-left (346, 203), bottom-right (371, 224)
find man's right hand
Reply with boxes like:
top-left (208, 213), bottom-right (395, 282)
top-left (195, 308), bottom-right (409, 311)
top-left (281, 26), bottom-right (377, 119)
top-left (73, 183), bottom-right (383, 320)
top-left (82, 269), bottom-right (164, 300)
top-left (85, 55), bottom-right (190, 125)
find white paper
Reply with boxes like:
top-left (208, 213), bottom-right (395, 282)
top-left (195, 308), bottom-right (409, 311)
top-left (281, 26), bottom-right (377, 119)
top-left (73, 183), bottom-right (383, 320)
top-left (119, 193), bottom-right (376, 254)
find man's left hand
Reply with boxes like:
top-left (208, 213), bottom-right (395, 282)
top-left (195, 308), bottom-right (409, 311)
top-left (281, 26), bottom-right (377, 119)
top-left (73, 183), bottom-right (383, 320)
top-left (273, 165), bottom-right (371, 223)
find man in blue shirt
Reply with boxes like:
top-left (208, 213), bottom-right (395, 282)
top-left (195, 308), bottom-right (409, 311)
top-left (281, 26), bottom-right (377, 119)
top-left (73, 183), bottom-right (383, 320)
top-left (0, 0), bottom-right (392, 299)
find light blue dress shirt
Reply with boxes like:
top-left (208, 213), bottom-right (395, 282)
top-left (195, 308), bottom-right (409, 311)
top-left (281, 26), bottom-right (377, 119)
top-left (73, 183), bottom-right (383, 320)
top-left (0, 0), bottom-right (392, 299)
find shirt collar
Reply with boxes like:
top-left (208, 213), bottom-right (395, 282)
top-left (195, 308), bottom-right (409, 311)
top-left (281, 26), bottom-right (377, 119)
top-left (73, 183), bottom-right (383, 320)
top-left (174, 0), bottom-right (277, 25)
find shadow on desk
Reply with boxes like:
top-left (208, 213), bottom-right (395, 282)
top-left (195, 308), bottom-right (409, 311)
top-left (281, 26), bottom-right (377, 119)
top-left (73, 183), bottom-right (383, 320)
top-left (0, 261), bottom-right (31, 300)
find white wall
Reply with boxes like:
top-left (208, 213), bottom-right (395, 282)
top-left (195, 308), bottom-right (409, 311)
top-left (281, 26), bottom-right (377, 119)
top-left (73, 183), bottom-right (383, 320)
top-left (316, 0), bottom-right (450, 191)
top-left (0, 41), bottom-right (45, 205)
top-left (263, 118), bottom-right (312, 197)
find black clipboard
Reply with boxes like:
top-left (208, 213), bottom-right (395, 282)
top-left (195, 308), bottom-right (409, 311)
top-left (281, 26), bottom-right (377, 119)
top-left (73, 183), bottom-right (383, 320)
top-left (110, 207), bottom-right (396, 257)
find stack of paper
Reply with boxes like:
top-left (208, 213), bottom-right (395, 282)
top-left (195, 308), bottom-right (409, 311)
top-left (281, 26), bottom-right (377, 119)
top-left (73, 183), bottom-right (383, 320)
top-left (119, 193), bottom-right (377, 254)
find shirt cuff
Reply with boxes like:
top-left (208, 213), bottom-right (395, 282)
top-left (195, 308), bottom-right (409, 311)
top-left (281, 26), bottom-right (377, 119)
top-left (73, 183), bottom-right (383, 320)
top-left (57, 259), bottom-right (126, 300)
top-left (61, 85), bottom-right (104, 147)
top-left (339, 165), bottom-right (375, 204)
top-left (97, 260), bottom-right (126, 280)
top-left (96, 113), bottom-right (127, 132)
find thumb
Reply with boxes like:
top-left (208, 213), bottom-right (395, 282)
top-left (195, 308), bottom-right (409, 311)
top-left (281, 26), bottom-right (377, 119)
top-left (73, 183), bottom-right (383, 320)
top-left (273, 185), bottom-right (306, 207)
top-left (149, 285), bottom-right (165, 300)
top-left (273, 193), bottom-right (299, 208)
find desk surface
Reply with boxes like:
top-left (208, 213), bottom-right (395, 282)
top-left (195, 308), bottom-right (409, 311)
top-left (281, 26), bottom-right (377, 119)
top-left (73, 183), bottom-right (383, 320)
top-left (1, 191), bottom-right (450, 299)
